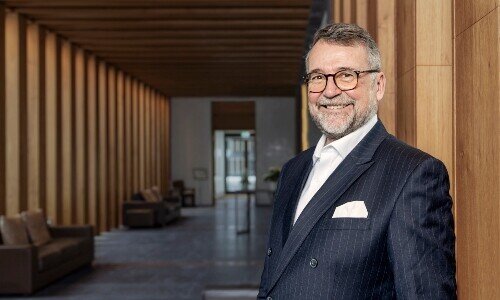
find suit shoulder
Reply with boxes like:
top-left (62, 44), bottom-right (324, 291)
top-left (378, 134), bottom-right (444, 169)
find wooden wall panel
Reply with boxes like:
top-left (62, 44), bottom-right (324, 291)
top-left (155, 93), bottom-right (161, 188)
top-left (132, 79), bottom-right (139, 192)
top-left (124, 76), bottom-right (133, 200)
top-left (164, 97), bottom-right (171, 193)
top-left (116, 70), bottom-right (125, 225)
top-left (341, 0), bottom-right (352, 23)
top-left (60, 40), bottom-right (74, 225)
top-left (98, 61), bottom-right (108, 231)
top-left (455, 6), bottom-right (499, 299)
top-left (107, 67), bottom-right (117, 229)
top-left (415, 0), bottom-right (454, 182)
top-left (332, 0), bottom-right (341, 23)
top-left (44, 31), bottom-right (60, 224)
top-left (355, 0), bottom-right (368, 29)
top-left (375, 0), bottom-right (396, 135)
top-left (416, 0), bottom-right (453, 66)
top-left (5, 11), bottom-right (27, 216)
top-left (26, 22), bottom-right (43, 211)
top-left (74, 48), bottom-right (86, 224)
top-left (415, 67), bottom-right (453, 170)
top-left (396, 68), bottom-right (416, 145)
top-left (1, 12), bottom-right (171, 233)
top-left (0, 2), bottom-right (6, 215)
top-left (138, 83), bottom-right (145, 189)
top-left (396, 0), bottom-right (416, 78)
top-left (455, 0), bottom-right (497, 35)
top-left (159, 97), bottom-right (165, 193)
top-left (86, 55), bottom-right (98, 230)
top-left (144, 87), bottom-right (150, 187)
top-left (0, 5), bottom-right (5, 215)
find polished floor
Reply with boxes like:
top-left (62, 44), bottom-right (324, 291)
top-left (6, 197), bottom-right (271, 299)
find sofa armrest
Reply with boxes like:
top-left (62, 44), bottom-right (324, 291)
top-left (123, 201), bottom-right (163, 210)
top-left (0, 244), bottom-right (36, 292)
top-left (48, 225), bottom-right (94, 239)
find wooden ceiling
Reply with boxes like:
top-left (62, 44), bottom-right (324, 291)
top-left (5, 0), bottom-right (313, 97)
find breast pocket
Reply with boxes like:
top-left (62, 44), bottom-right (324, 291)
top-left (320, 218), bottom-right (371, 230)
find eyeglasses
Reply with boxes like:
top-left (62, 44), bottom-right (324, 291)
top-left (304, 69), bottom-right (380, 93)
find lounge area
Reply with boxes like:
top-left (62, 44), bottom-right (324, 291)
top-left (0, 199), bottom-right (269, 299)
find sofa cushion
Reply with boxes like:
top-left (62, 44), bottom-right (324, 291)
top-left (151, 186), bottom-right (163, 201)
top-left (38, 243), bottom-right (62, 272)
top-left (50, 238), bottom-right (85, 260)
top-left (21, 210), bottom-right (52, 246)
top-left (0, 215), bottom-right (30, 245)
top-left (141, 189), bottom-right (159, 202)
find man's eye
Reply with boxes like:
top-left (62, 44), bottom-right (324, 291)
top-left (339, 72), bottom-right (354, 79)
top-left (310, 74), bottom-right (324, 81)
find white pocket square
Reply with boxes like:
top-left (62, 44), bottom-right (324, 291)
top-left (332, 201), bottom-right (368, 218)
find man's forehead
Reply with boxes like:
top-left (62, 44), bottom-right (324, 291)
top-left (307, 41), bottom-right (369, 70)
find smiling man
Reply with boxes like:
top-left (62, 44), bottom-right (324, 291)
top-left (258, 23), bottom-right (456, 300)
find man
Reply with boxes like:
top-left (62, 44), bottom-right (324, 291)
top-left (258, 23), bottom-right (456, 299)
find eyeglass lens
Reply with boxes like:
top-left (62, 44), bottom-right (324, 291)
top-left (307, 70), bottom-right (358, 92)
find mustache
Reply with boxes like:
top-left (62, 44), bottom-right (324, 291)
top-left (316, 97), bottom-right (355, 107)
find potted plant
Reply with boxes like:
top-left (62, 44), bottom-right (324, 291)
top-left (263, 167), bottom-right (281, 192)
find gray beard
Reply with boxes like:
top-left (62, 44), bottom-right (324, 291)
top-left (309, 94), bottom-right (378, 141)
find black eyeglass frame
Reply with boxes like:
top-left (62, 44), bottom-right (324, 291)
top-left (304, 69), bottom-right (380, 92)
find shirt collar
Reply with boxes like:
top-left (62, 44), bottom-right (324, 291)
top-left (313, 115), bottom-right (378, 163)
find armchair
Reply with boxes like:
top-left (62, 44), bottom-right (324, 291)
top-left (173, 180), bottom-right (196, 207)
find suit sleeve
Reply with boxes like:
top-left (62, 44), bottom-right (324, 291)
top-left (258, 162), bottom-right (288, 299)
top-left (387, 157), bottom-right (456, 299)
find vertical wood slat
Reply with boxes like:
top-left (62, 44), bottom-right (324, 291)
top-left (342, 0), bottom-right (352, 23)
top-left (144, 87), bottom-right (150, 187)
top-left (159, 97), bottom-right (164, 193)
top-left (107, 67), bottom-right (116, 229)
top-left (455, 5), bottom-right (499, 299)
top-left (44, 31), bottom-right (60, 224)
top-left (331, 0), bottom-right (341, 23)
top-left (74, 48), bottom-right (86, 224)
top-left (5, 11), bottom-right (27, 216)
top-left (60, 40), bottom-right (74, 225)
top-left (149, 90), bottom-right (155, 187)
top-left (396, 0), bottom-right (416, 145)
top-left (26, 22), bottom-right (42, 211)
top-left (166, 97), bottom-right (171, 192)
top-left (139, 83), bottom-right (145, 189)
top-left (124, 76), bottom-right (133, 202)
top-left (86, 55), bottom-right (98, 230)
top-left (116, 71), bottom-right (125, 225)
top-left (375, 0), bottom-right (396, 135)
top-left (415, 0), bottom-right (454, 177)
top-left (355, 0), bottom-right (368, 30)
top-left (132, 79), bottom-right (139, 192)
top-left (98, 61), bottom-right (108, 231)
top-left (155, 93), bottom-right (161, 188)
top-left (0, 5), bottom-right (5, 215)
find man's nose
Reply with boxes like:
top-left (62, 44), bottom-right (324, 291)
top-left (322, 76), bottom-right (342, 98)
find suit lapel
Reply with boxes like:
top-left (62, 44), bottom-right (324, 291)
top-left (281, 160), bottom-right (313, 246)
top-left (268, 120), bottom-right (389, 292)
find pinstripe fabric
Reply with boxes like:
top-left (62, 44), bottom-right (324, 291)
top-left (258, 121), bottom-right (456, 299)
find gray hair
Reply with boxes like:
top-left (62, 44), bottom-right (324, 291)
top-left (305, 23), bottom-right (382, 73)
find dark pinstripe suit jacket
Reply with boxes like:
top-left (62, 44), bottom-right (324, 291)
top-left (258, 121), bottom-right (456, 299)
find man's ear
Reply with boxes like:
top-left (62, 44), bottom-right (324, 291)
top-left (375, 72), bottom-right (386, 101)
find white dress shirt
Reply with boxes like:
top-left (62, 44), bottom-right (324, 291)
top-left (293, 115), bottom-right (378, 224)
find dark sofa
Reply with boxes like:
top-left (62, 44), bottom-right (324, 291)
top-left (122, 187), bottom-right (181, 227)
top-left (0, 224), bottom-right (94, 294)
